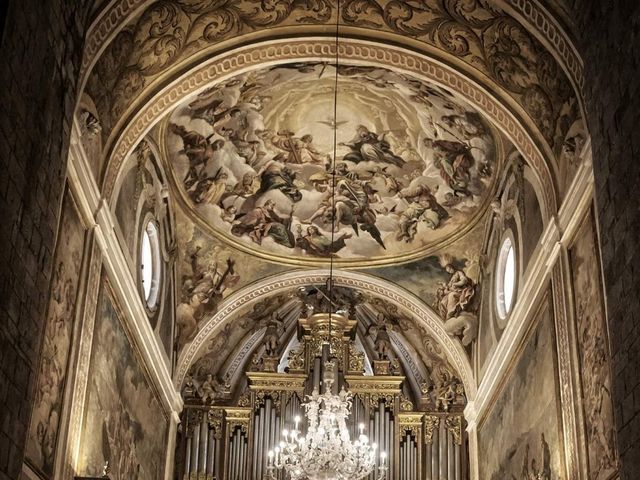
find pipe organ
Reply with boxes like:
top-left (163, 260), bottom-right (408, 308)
top-left (176, 312), bottom-right (468, 479)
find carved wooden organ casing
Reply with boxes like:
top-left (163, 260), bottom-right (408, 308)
top-left (176, 313), bottom-right (468, 480)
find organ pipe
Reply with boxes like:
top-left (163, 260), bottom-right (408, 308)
top-left (177, 313), bottom-right (469, 480)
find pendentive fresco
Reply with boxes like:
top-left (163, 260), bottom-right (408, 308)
top-left (78, 281), bottom-right (167, 479)
top-left (479, 297), bottom-right (564, 480)
top-left (25, 190), bottom-right (86, 478)
top-left (174, 206), bottom-right (290, 350)
top-left (165, 63), bottom-right (500, 265)
top-left (570, 214), bottom-right (619, 480)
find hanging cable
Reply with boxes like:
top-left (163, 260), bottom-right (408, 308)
top-left (328, 0), bottom-right (341, 351)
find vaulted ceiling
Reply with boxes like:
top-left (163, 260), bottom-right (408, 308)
top-left (78, 0), bottom-right (586, 398)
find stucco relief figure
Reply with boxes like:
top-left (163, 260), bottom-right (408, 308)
top-left (436, 255), bottom-right (479, 346)
top-left (198, 374), bottom-right (225, 404)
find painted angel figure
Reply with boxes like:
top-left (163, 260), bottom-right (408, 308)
top-left (436, 255), bottom-right (476, 320)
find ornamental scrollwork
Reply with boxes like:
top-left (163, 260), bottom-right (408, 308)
top-left (254, 390), bottom-right (282, 412)
top-left (88, 0), bottom-right (577, 158)
top-left (445, 415), bottom-right (463, 445)
top-left (207, 409), bottom-right (224, 439)
top-left (402, 424), bottom-right (420, 439)
top-left (347, 345), bottom-right (365, 374)
top-left (424, 415), bottom-right (440, 444)
top-left (287, 346), bottom-right (306, 372)
top-left (368, 392), bottom-right (396, 410)
top-left (399, 394), bottom-right (414, 412)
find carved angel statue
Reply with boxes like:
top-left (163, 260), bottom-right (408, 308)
top-left (198, 374), bottom-right (223, 404)
top-left (263, 312), bottom-right (285, 357)
top-left (367, 312), bottom-right (392, 360)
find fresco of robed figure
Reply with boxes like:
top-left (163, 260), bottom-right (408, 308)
top-left (165, 62), bottom-right (502, 264)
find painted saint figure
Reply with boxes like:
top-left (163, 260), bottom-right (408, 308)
top-left (270, 131), bottom-right (329, 165)
top-left (341, 125), bottom-right (405, 167)
top-left (436, 256), bottom-right (476, 320)
top-left (295, 225), bottom-right (352, 256)
top-left (231, 199), bottom-right (295, 247)
top-left (424, 138), bottom-right (475, 197)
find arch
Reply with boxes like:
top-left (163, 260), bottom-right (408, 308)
top-left (174, 268), bottom-right (477, 401)
top-left (102, 38), bottom-right (559, 219)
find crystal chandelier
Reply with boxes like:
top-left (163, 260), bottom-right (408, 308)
top-left (266, 361), bottom-right (387, 480)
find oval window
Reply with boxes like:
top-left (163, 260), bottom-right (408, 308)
top-left (496, 236), bottom-right (516, 320)
top-left (141, 220), bottom-right (161, 310)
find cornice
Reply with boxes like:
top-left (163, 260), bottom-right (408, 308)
top-left (67, 120), bottom-right (183, 417)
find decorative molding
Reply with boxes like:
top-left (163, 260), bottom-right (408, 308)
top-left (474, 149), bottom-right (594, 424)
top-left (81, 0), bottom-right (584, 128)
top-left (85, 0), bottom-right (577, 177)
top-left (502, 0), bottom-right (583, 89)
top-left (551, 259), bottom-right (581, 480)
top-left (68, 120), bottom-right (183, 418)
top-left (102, 38), bottom-right (557, 221)
top-left (78, 0), bottom-right (152, 97)
top-left (175, 269), bottom-right (477, 401)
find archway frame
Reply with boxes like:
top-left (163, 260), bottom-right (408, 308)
top-left (100, 38), bottom-right (559, 223)
top-left (174, 268), bottom-right (478, 401)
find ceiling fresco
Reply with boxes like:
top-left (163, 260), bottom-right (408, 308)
top-left (174, 206), bottom-right (288, 347)
top-left (164, 62), bottom-right (504, 266)
top-left (87, 0), bottom-right (580, 171)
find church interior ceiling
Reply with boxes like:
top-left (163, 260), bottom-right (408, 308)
top-left (85, 0), bottom-right (589, 427)
top-left (163, 62), bottom-right (503, 266)
top-left (87, 0), bottom-right (583, 182)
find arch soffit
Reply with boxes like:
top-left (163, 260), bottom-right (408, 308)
top-left (80, 0), bottom-right (584, 95)
top-left (81, 0), bottom-right (584, 172)
top-left (174, 268), bottom-right (478, 401)
top-left (101, 38), bottom-right (558, 221)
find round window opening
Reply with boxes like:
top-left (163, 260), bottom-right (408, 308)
top-left (141, 220), bottom-right (161, 310)
top-left (496, 236), bottom-right (516, 320)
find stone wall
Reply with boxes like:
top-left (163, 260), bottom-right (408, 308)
top-left (0, 2), bottom-right (92, 479)
top-left (576, 1), bottom-right (640, 478)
